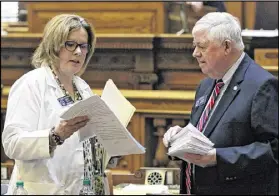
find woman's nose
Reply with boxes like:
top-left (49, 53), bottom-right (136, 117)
top-left (74, 46), bottom-right (82, 56)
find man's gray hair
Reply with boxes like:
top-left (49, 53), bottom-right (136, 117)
top-left (192, 12), bottom-right (244, 50)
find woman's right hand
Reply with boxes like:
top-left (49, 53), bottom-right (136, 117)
top-left (54, 115), bottom-right (90, 141)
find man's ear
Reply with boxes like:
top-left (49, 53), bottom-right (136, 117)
top-left (223, 40), bottom-right (232, 55)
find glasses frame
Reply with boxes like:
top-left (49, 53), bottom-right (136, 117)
top-left (64, 40), bottom-right (91, 54)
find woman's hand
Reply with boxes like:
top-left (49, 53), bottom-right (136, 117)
top-left (55, 115), bottom-right (90, 141)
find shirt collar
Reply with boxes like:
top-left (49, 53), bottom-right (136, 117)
top-left (221, 52), bottom-right (245, 84)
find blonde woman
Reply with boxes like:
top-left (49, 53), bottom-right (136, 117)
top-left (2, 14), bottom-right (118, 195)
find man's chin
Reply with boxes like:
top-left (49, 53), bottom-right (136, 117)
top-left (201, 68), bottom-right (210, 77)
top-left (199, 66), bottom-right (206, 73)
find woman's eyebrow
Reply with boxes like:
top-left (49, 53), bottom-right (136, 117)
top-left (66, 39), bottom-right (87, 44)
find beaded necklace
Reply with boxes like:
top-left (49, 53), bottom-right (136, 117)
top-left (49, 66), bottom-right (82, 102)
top-left (49, 66), bottom-right (97, 192)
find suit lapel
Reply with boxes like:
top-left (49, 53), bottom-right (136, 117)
top-left (192, 80), bottom-right (215, 126)
top-left (203, 54), bottom-right (251, 137)
top-left (203, 84), bottom-right (240, 137)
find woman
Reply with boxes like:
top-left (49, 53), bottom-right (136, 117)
top-left (2, 14), bottom-right (118, 195)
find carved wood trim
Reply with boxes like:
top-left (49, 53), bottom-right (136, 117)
top-left (1, 87), bottom-right (196, 115)
top-left (153, 118), bottom-right (168, 167)
top-left (155, 34), bottom-right (194, 49)
top-left (1, 34), bottom-right (154, 49)
top-left (171, 119), bottom-right (186, 127)
top-left (1, 33), bottom-right (253, 51)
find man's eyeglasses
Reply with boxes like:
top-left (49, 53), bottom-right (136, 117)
top-left (64, 41), bottom-right (90, 54)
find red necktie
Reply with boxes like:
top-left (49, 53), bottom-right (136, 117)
top-left (185, 79), bottom-right (224, 195)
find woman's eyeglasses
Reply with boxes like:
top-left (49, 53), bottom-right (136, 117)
top-left (64, 41), bottom-right (90, 54)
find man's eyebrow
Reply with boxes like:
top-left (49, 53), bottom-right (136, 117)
top-left (193, 41), bottom-right (208, 45)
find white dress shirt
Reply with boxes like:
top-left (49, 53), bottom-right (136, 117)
top-left (202, 52), bottom-right (245, 133)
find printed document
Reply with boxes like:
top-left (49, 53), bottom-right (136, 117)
top-left (167, 123), bottom-right (214, 161)
top-left (60, 79), bottom-right (145, 156)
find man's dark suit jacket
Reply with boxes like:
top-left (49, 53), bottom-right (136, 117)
top-left (204, 1), bottom-right (226, 12)
top-left (180, 54), bottom-right (278, 195)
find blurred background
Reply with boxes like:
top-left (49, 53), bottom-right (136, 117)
top-left (1, 1), bottom-right (278, 191)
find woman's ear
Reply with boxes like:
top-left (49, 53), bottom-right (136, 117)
top-left (223, 40), bottom-right (232, 55)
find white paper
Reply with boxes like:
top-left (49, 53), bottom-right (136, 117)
top-left (241, 29), bottom-right (278, 37)
top-left (60, 79), bottom-right (145, 157)
top-left (114, 184), bottom-right (170, 195)
top-left (1, 167), bottom-right (7, 179)
top-left (167, 123), bottom-right (214, 158)
top-left (101, 79), bottom-right (136, 127)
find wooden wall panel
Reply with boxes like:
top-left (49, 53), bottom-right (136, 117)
top-left (3, 2), bottom-right (263, 35)
top-left (244, 2), bottom-right (256, 29)
top-left (4, 1), bottom-right (271, 36)
top-left (26, 2), bottom-right (165, 34)
top-left (159, 71), bottom-right (206, 90)
top-left (1, 69), bottom-right (31, 86)
top-left (254, 48), bottom-right (278, 77)
top-left (225, 2), bottom-right (243, 27)
top-left (225, 1), bottom-right (258, 30)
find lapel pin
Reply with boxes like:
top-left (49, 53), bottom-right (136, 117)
top-left (233, 86), bottom-right (238, 91)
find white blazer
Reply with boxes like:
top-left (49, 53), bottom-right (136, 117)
top-left (2, 65), bottom-right (112, 195)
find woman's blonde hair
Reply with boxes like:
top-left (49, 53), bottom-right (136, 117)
top-left (31, 14), bottom-right (96, 76)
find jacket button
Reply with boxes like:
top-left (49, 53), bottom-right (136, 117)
top-left (226, 177), bottom-right (230, 180)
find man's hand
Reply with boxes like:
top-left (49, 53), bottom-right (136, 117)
top-left (184, 148), bottom-right (217, 168)
top-left (186, 2), bottom-right (204, 13)
top-left (163, 125), bottom-right (183, 147)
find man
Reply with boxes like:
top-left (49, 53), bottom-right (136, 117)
top-left (187, 1), bottom-right (226, 13)
top-left (163, 12), bottom-right (278, 195)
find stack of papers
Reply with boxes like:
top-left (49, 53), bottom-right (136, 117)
top-left (167, 123), bottom-right (214, 162)
top-left (60, 79), bottom-right (145, 157)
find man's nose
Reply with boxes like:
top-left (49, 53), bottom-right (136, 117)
top-left (192, 47), bottom-right (201, 58)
